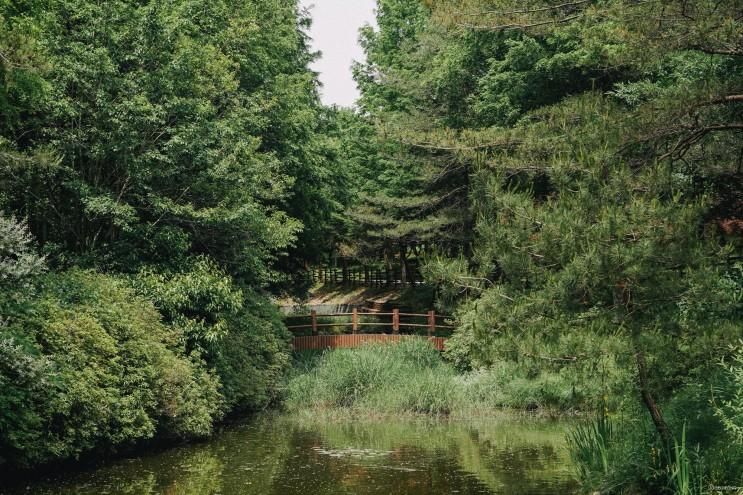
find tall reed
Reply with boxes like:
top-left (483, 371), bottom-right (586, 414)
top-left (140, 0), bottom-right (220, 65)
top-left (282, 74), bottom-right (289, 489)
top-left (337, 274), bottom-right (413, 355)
top-left (567, 413), bottom-right (614, 486)
top-left (668, 423), bottom-right (705, 495)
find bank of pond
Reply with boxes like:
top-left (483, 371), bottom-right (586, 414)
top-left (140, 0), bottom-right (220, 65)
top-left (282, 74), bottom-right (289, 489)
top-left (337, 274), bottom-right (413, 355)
top-left (2, 339), bottom-right (742, 494)
top-left (4, 414), bottom-right (577, 494)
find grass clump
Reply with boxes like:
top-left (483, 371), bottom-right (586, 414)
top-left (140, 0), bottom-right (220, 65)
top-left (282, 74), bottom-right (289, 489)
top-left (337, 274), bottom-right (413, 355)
top-left (567, 414), bottom-right (615, 490)
top-left (286, 340), bottom-right (459, 415)
top-left (285, 339), bottom-right (593, 416)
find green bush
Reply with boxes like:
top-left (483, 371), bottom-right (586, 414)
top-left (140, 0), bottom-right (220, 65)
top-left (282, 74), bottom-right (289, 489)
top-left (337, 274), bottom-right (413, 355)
top-left (132, 258), bottom-right (291, 413)
top-left (212, 297), bottom-right (292, 413)
top-left (0, 213), bottom-right (45, 284)
top-left (0, 270), bottom-right (222, 468)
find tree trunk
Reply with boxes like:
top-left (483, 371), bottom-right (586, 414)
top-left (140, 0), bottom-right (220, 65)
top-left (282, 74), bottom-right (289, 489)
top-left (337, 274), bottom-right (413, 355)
top-left (635, 346), bottom-right (672, 446)
top-left (384, 246), bottom-right (393, 287)
top-left (399, 242), bottom-right (408, 286)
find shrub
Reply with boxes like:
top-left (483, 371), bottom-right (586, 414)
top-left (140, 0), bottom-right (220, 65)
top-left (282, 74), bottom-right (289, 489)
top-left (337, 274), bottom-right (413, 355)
top-left (567, 366), bottom-right (743, 494)
top-left (132, 259), bottom-right (291, 413)
top-left (0, 213), bottom-right (45, 284)
top-left (0, 270), bottom-right (222, 468)
top-left (212, 297), bottom-right (292, 412)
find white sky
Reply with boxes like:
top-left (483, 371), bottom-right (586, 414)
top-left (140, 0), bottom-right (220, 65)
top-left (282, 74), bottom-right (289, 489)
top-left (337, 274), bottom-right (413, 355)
top-left (300, 0), bottom-right (378, 107)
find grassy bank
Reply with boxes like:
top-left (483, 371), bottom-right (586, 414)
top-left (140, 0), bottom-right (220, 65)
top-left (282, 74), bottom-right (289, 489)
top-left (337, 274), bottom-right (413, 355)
top-left (285, 339), bottom-right (603, 417)
top-left (284, 340), bottom-right (743, 493)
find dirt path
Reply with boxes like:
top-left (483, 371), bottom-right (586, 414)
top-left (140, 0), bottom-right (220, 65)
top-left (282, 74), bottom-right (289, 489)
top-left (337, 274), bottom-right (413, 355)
top-left (277, 283), bottom-right (434, 311)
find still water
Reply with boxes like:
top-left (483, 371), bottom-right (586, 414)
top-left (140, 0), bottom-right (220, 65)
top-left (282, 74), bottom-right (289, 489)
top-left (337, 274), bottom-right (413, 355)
top-left (5, 415), bottom-right (578, 494)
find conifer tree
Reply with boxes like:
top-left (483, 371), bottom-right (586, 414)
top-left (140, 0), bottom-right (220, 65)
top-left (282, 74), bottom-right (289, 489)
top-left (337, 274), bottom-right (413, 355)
top-left (360, 0), bottom-right (743, 453)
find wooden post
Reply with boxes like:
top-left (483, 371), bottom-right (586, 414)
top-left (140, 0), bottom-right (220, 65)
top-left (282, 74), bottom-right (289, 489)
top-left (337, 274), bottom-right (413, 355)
top-left (352, 308), bottom-right (358, 334)
top-left (427, 310), bottom-right (435, 337)
top-left (392, 308), bottom-right (400, 334)
top-left (311, 310), bottom-right (318, 336)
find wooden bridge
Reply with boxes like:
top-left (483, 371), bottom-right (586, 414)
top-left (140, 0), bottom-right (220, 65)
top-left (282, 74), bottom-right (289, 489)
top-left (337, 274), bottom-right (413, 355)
top-left (286, 309), bottom-right (454, 351)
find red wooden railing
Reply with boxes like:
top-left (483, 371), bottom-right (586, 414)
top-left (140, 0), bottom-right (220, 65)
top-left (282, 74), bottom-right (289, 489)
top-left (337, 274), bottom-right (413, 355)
top-left (286, 309), bottom-right (454, 351)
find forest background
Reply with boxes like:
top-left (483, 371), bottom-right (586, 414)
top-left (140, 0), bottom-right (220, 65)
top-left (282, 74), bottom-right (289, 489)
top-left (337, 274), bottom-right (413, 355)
top-left (1, 1), bottom-right (742, 493)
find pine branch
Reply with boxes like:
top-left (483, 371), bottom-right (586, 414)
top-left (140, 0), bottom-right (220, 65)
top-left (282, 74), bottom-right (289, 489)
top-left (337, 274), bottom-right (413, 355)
top-left (694, 94), bottom-right (743, 108)
top-left (693, 46), bottom-right (743, 57)
top-left (456, 14), bottom-right (583, 31)
top-left (456, 0), bottom-right (591, 18)
top-left (658, 123), bottom-right (743, 161)
top-left (398, 138), bottom-right (522, 151)
top-left (0, 49), bottom-right (23, 69)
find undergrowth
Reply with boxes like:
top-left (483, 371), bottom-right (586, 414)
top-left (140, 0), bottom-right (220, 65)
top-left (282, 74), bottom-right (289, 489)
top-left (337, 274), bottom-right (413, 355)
top-left (285, 339), bottom-right (598, 416)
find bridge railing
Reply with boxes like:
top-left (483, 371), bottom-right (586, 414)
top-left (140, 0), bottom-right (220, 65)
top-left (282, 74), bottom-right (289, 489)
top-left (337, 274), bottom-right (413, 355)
top-left (285, 308), bottom-right (454, 337)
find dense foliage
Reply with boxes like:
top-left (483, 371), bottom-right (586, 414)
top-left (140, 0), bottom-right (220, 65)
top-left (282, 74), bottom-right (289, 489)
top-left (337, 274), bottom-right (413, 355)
top-left (1, 268), bottom-right (222, 466)
top-left (0, 0), bottom-right (339, 469)
top-left (354, 0), bottom-right (743, 492)
top-left (2, 0), bottom-right (742, 491)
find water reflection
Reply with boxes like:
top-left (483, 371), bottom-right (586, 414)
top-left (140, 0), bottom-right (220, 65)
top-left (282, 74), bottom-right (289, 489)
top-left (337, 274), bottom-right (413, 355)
top-left (3, 416), bottom-right (578, 494)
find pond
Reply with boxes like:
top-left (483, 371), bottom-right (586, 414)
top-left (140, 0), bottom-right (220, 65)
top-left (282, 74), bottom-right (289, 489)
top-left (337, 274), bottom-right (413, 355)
top-left (4, 415), bottom-right (579, 495)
